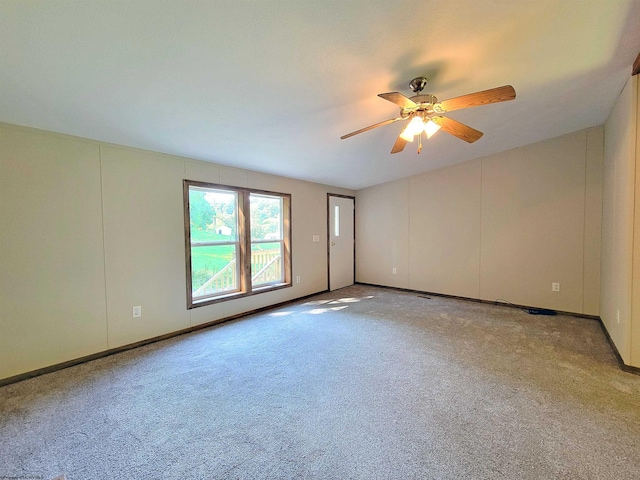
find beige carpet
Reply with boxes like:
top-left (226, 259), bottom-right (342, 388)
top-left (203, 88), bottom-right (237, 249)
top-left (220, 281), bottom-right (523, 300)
top-left (1, 285), bottom-right (640, 479)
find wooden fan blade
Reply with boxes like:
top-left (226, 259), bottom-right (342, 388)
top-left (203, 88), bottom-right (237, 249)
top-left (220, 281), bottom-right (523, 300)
top-left (431, 116), bottom-right (483, 143)
top-left (340, 118), bottom-right (402, 140)
top-left (378, 92), bottom-right (417, 109)
top-left (438, 85), bottom-right (515, 113)
top-left (390, 135), bottom-right (408, 154)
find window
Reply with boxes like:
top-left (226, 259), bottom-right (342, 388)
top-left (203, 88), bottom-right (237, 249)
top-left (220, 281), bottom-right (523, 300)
top-left (183, 180), bottom-right (291, 308)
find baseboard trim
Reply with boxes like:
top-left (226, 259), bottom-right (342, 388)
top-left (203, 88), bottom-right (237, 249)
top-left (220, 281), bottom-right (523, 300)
top-left (356, 282), bottom-right (640, 376)
top-left (595, 317), bottom-right (640, 375)
top-left (5, 284), bottom-right (638, 385)
top-left (0, 289), bottom-right (328, 387)
top-left (355, 282), bottom-right (599, 319)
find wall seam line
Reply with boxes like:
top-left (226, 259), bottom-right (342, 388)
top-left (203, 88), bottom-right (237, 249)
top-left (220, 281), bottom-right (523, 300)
top-left (478, 159), bottom-right (483, 300)
top-left (407, 179), bottom-right (412, 291)
top-left (582, 131), bottom-right (588, 315)
top-left (99, 144), bottom-right (110, 349)
top-left (631, 79), bottom-right (639, 365)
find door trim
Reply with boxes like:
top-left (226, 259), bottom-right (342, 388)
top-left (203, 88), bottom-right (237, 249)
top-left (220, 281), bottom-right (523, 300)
top-left (327, 193), bottom-right (356, 291)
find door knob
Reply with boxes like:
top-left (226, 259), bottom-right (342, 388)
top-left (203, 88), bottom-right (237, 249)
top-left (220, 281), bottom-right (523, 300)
top-left (331, 241), bottom-right (336, 246)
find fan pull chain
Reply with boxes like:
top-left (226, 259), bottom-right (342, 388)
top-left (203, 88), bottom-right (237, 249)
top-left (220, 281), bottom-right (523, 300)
top-left (418, 131), bottom-right (423, 154)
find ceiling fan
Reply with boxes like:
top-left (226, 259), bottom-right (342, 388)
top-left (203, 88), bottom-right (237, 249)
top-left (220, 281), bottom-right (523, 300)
top-left (340, 77), bottom-right (516, 154)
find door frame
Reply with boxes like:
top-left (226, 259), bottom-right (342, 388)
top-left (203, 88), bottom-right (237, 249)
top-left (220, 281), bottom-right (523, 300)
top-left (327, 193), bottom-right (356, 291)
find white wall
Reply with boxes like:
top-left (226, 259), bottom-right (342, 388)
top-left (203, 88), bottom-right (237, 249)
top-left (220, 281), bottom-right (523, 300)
top-left (357, 127), bottom-right (604, 316)
top-left (634, 75), bottom-right (640, 368)
top-left (0, 123), bottom-right (353, 380)
top-left (0, 129), bottom-right (108, 376)
top-left (409, 159), bottom-right (481, 299)
top-left (602, 75), bottom-right (639, 367)
top-left (357, 178), bottom-right (410, 289)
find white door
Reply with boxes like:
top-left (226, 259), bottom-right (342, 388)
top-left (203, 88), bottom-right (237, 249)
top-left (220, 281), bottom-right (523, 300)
top-left (329, 195), bottom-right (355, 291)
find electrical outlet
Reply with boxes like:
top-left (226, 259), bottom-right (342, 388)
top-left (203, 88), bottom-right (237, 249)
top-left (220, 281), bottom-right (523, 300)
top-left (296, 276), bottom-right (301, 284)
top-left (133, 305), bottom-right (142, 318)
top-left (392, 267), bottom-right (397, 274)
top-left (312, 235), bottom-right (320, 243)
top-left (552, 283), bottom-right (560, 292)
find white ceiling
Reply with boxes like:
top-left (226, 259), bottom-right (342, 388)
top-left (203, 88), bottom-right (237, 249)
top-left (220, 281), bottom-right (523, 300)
top-left (1, 0), bottom-right (639, 190)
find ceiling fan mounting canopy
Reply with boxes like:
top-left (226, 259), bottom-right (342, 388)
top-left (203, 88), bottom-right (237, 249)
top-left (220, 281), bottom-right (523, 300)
top-left (409, 76), bottom-right (428, 93)
top-left (340, 77), bottom-right (516, 154)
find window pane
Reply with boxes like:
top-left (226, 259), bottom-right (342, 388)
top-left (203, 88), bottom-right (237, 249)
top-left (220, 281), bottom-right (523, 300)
top-left (251, 242), bottom-right (283, 286)
top-left (191, 244), bottom-right (238, 297)
top-left (250, 194), bottom-right (282, 241)
top-left (189, 187), bottom-right (237, 242)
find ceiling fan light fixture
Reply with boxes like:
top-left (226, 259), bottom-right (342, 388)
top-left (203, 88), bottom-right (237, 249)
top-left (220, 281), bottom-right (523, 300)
top-left (399, 116), bottom-right (425, 141)
top-left (424, 119), bottom-right (441, 139)
top-left (340, 80), bottom-right (515, 154)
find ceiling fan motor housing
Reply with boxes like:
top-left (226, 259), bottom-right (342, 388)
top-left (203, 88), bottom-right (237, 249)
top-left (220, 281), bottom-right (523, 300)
top-left (400, 94), bottom-right (440, 119)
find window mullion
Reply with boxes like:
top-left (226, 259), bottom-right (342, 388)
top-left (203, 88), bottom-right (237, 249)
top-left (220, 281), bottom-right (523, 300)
top-left (238, 190), bottom-right (252, 293)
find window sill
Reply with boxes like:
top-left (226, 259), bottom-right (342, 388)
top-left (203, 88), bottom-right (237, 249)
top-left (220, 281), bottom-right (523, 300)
top-left (189, 282), bottom-right (292, 309)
